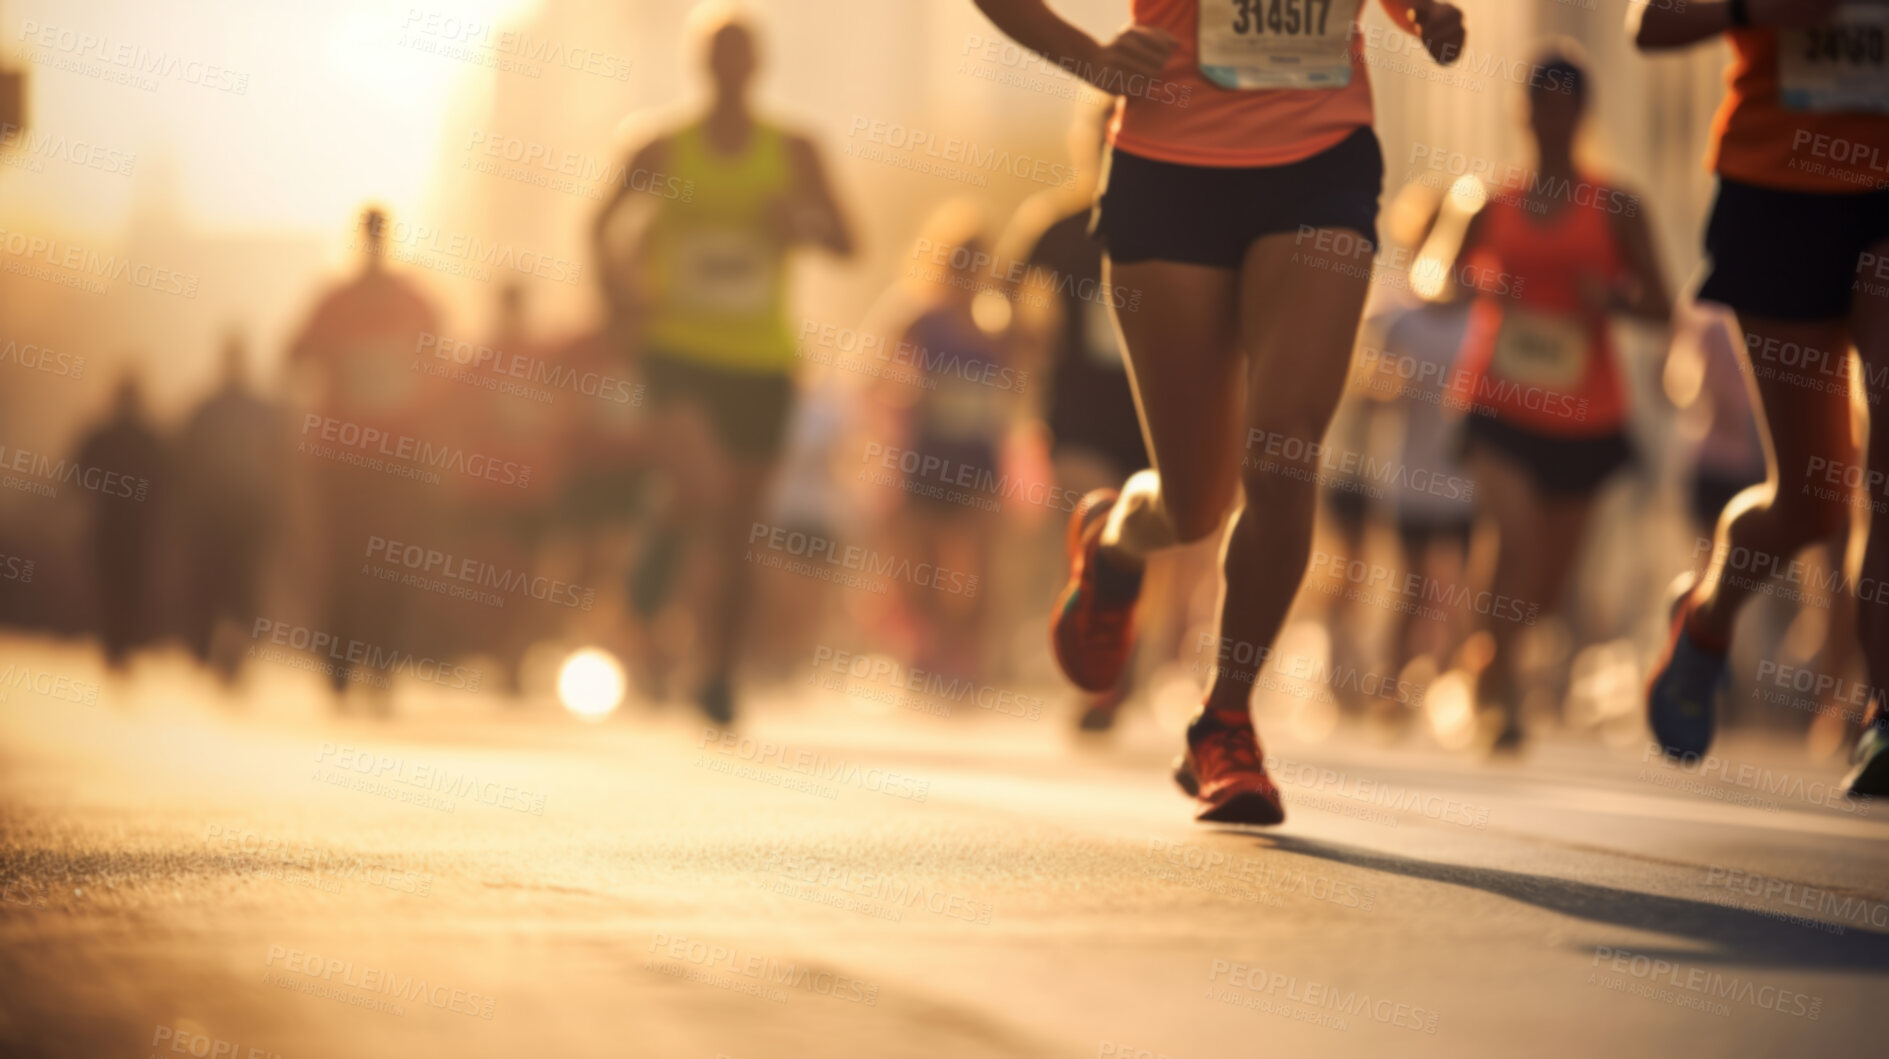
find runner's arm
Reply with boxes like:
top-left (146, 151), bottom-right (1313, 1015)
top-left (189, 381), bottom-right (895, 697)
top-left (782, 134), bottom-right (856, 258)
top-left (1632, 0), bottom-right (1842, 51)
top-left (1605, 192), bottom-right (1672, 326)
top-left (592, 138), bottom-right (668, 285)
top-left (1386, 1), bottom-right (1467, 65)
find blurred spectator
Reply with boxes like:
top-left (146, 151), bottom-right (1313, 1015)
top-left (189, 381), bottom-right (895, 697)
top-left (176, 333), bottom-right (287, 683)
top-left (74, 374), bottom-right (167, 670)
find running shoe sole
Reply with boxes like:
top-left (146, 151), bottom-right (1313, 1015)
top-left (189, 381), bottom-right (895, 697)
top-left (1172, 756), bottom-right (1286, 826)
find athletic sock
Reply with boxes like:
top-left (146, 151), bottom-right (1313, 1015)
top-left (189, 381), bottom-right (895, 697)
top-left (1187, 704), bottom-right (1254, 744)
top-left (1089, 544), bottom-right (1144, 601)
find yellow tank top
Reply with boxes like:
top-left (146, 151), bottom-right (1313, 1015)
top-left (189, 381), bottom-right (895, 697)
top-left (641, 120), bottom-right (796, 373)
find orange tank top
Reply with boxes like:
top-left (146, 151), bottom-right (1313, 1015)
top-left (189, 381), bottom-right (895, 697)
top-left (1709, 22), bottom-right (1889, 193)
top-left (1451, 185), bottom-right (1628, 438)
top-left (1111, 0), bottom-right (1416, 168)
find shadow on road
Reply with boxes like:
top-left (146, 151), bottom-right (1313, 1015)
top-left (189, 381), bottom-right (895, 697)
top-left (1249, 833), bottom-right (1889, 973)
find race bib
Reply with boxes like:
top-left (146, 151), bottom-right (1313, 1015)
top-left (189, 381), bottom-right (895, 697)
top-left (672, 228), bottom-right (776, 314)
top-left (1198, 0), bottom-right (1363, 90)
top-left (1489, 308), bottom-right (1587, 390)
top-left (1780, 2), bottom-right (1889, 113)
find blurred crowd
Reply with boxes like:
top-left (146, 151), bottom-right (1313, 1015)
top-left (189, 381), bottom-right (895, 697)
top-left (0, 7), bottom-right (1867, 761)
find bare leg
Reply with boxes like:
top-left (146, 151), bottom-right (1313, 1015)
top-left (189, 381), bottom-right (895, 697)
top-left (1691, 317), bottom-right (1856, 647)
top-left (1851, 240), bottom-right (1889, 729)
top-left (1206, 231), bottom-right (1374, 716)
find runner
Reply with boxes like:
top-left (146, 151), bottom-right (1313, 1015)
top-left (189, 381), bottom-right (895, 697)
top-left (592, 7), bottom-right (855, 723)
top-left (973, 0), bottom-right (1467, 822)
top-left (1447, 47), bottom-right (1672, 752)
top-left (1637, 0), bottom-right (1889, 796)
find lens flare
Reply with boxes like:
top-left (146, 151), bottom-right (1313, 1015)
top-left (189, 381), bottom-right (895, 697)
top-left (557, 648), bottom-right (626, 721)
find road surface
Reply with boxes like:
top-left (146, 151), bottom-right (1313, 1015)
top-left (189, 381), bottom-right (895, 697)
top-left (2, 637), bottom-right (1886, 1058)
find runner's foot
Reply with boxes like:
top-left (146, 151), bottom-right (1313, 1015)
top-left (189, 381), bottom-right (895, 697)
top-left (1051, 490), bottom-right (1143, 693)
top-left (1844, 711), bottom-right (1889, 798)
top-left (698, 675), bottom-right (735, 726)
top-left (1647, 594), bottom-right (1727, 759)
top-left (1172, 712), bottom-right (1285, 825)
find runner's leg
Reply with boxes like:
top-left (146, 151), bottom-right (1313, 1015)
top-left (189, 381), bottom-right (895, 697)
top-left (1096, 260), bottom-right (1244, 565)
top-left (1205, 229), bottom-right (1373, 717)
top-left (1689, 317), bottom-right (1855, 647)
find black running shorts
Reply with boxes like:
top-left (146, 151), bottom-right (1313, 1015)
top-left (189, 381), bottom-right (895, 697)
top-left (1698, 178), bottom-right (1889, 322)
top-left (1091, 126), bottom-right (1384, 269)
top-left (642, 352), bottom-right (795, 463)
top-left (1461, 412), bottom-right (1634, 498)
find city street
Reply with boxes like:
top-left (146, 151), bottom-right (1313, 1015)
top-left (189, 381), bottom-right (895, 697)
top-left (2, 636), bottom-right (1886, 1058)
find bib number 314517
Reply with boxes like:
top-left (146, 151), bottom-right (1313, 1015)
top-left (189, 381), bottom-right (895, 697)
top-left (1780, 2), bottom-right (1889, 113)
top-left (1198, 0), bottom-right (1363, 90)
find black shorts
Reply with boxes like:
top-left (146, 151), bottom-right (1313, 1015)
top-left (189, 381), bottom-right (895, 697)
top-left (1461, 413), bottom-right (1634, 498)
top-left (1698, 178), bottom-right (1889, 322)
top-left (642, 352), bottom-right (795, 462)
top-left (1396, 517), bottom-right (1473, 561)
top-left (1092, 126), bottom-right (1384, 268)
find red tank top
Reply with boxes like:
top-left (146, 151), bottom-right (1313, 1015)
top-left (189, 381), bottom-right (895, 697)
top-left (1111, 0), bottom-right (1414, 167)
top-left (1450, 185), bottom-right (1628, 437)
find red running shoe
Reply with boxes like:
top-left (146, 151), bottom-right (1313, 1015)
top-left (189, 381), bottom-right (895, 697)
top-left (1051, 489), bottom-right (1142, 693)
top-left (1173, 722), bottom-right (1286, 825)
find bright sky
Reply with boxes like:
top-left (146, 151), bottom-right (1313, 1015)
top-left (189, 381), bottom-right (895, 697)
top-left (3, 0), bottom-right (538, 239)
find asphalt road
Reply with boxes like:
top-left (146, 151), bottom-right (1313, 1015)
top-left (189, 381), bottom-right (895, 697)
top-left (2, 638), bottom-right (1887, 1059)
